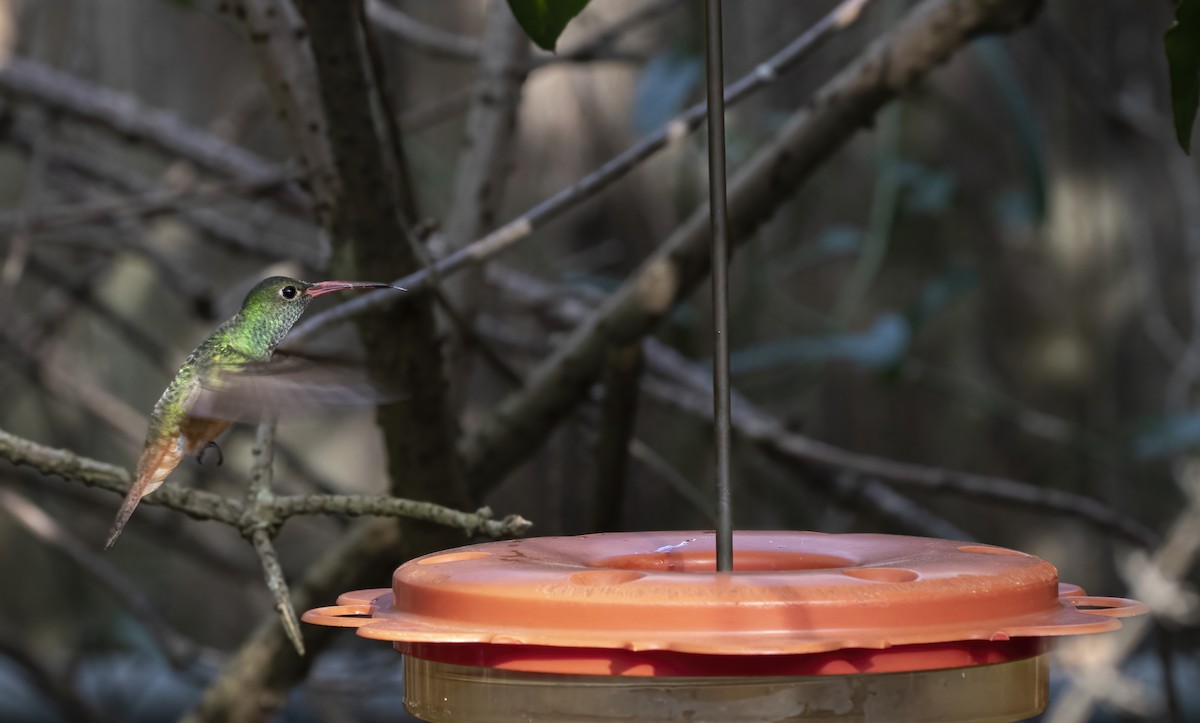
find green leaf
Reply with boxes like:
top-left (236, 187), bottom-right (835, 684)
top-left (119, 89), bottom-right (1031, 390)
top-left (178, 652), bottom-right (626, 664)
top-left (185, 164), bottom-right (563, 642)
top-left (506, 0), bottom-right (590, 52)
top-left (1166, 0), bottom-right (1200, 153)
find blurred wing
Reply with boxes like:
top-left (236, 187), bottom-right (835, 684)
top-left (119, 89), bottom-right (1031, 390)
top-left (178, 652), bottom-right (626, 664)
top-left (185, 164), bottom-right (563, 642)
top-left (189, 352), bottom-right (407, 422)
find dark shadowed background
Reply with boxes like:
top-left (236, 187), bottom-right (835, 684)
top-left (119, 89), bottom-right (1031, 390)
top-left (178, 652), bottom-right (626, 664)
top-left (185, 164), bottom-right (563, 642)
top-left (0, 0), bottom-right (1195, 721)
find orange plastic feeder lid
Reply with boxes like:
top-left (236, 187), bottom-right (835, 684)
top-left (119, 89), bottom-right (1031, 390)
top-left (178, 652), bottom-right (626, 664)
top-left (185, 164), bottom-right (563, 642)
top-left (304, 531), bottom-right (1145, 676)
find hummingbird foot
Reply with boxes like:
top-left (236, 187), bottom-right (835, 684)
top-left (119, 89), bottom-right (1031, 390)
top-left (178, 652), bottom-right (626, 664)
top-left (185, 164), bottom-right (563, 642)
top-left (197, 441), bottom-right (224, 467)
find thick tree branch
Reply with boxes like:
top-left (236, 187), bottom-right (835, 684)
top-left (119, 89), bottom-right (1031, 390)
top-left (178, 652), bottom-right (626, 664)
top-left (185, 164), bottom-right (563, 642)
top-left (185, 1), bottom-right (480, 718)
top-left (459, 0), bottom-right (1042, 493)
top-left (291, 0), bottom-right (469, 507)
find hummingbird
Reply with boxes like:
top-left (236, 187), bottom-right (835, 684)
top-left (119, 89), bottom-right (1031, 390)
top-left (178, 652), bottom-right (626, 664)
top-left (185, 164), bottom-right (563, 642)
top-left (106, 276), bottom-right (402, 549)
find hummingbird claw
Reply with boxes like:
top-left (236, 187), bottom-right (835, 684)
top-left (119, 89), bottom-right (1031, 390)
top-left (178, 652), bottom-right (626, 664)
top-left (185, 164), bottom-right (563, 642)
top-left (197, 441), bottom-right (224, 467)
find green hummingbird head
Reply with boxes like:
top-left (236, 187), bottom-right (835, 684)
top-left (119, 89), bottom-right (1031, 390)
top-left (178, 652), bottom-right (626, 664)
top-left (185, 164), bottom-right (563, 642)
top-left (224, 276), bottom-right (397, 359)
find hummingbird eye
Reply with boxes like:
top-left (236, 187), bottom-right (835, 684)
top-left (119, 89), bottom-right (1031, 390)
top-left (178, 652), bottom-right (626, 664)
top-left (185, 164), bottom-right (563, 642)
top-left (280, 286), bottom-right (298, 300)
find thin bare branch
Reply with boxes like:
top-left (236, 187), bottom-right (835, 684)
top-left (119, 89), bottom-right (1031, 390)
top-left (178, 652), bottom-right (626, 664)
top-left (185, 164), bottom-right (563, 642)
top-left (442, 0), bottom-right (528, 280)
top-left (388, 2), bottom-right (677, 134)
top-left (458, 0), bottom-right (1038, 492)
top-left (0, 326), bottom-right (148, 446)
top-left (244, 420), bottom-right (279, 517)
top-left (5, 139), bottom-right (220, 317)
top-left (639, 347), bottom-right (1159, 549)
top-left (441, 0), bottom-right (530, 409)
top-left (397, 85), bottom-right (473, 132)
top-left (6, 471), bottom-right (259, 582)
top-left (555, 0), bottom-right (679, 63)
top-left (225, 0), bottom-right (339, 226)
top-left (0, 426), bottom-right (529, 540)
top-left (367, 0), bottom-right (669, 65)
top-left (0, 119), bottom-right (45, 311)
top-left (628, 438), bottom-right (715, 523)
top-left (478, 272), bottom-right (964, 537)
top-left (365, 0), bottom-right (480, 61)
top-left (830, 474), bottom-right (976, 541)
top-left (5, 121), bottom-right (313, 263)
top-left (359, 4), bottom-right (517, 388)
top-left (22, 255), bottom-right (174, 370)
top-left (273, 496), bottom-right (531, 537)
top-left (0, 426), bottom-right (238, 521)
top-left (487, 257), bottom-right (1152, 547)
top-left (289, 0), bottom-right (875, 343)
top-left (0, 57), bottom-right (290, 185)
top-left (249, 529), bottom-right (304, 656)
top-left (240, 420), bottom-right (306, 656)
top-left (471, 308), bottom-right (715, 524)
top-left (0, 169), bottom-right (299, 236)
top-left (357, 2), bottom-right (418, 226)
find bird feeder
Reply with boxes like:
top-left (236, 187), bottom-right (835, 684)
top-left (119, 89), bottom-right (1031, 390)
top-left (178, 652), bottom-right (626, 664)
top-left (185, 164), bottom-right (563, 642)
top-left (303, 530), bottom-right (1146, 722)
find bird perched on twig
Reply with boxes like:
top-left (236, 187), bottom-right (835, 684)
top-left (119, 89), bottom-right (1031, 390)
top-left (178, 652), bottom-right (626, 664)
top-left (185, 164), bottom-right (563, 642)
top-left (106, 276), bottom-right (402, 549)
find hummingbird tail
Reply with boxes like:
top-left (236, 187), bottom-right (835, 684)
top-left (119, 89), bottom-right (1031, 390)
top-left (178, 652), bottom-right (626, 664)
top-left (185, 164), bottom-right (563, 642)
top-left (108, 421), bottom-right (228, 548)
top-left (106, 474), bottom-right (168, 549)
top-left (107, 434), bottom-right (187, 549)
top-left (105, 493), bottom-right (143, 550)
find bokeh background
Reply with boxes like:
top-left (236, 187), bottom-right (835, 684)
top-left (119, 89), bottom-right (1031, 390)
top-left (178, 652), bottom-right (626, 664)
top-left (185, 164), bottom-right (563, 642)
top-left (0, 0), bottom-right (1195, 720)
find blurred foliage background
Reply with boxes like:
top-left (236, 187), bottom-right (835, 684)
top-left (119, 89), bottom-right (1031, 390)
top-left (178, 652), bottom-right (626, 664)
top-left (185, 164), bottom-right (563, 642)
top-left (0, 0), bottom-right (1197, 720)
